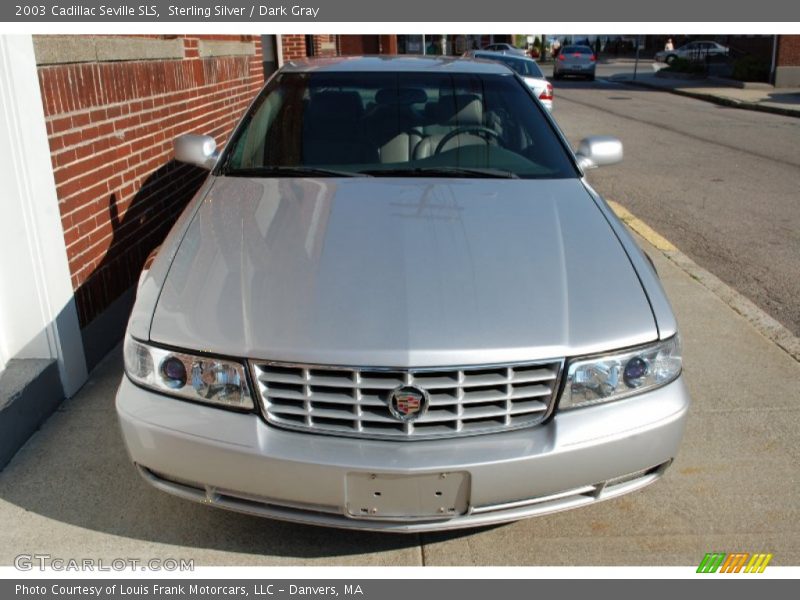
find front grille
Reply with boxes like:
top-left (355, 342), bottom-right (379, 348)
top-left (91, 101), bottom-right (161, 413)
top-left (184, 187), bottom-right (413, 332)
top-left (251, 360), bottom-right (563, 440)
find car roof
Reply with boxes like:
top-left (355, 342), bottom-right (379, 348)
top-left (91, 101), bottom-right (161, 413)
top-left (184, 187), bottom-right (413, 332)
top-left (473, 51), bottom-right (537, 63)
top-left (280, 55), bottom-right (514, 75)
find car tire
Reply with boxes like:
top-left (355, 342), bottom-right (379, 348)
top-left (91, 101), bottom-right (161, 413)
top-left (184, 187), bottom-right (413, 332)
top-left (588, 74), bottom-right (595, 81)
top-left (553, 72), bottom-right (561, 80)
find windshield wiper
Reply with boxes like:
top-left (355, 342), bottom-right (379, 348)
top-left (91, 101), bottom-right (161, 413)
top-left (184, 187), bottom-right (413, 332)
top-left (221, 166), bottom-right (372, 178)
top-left (360, 166), bottom-right (519, 179)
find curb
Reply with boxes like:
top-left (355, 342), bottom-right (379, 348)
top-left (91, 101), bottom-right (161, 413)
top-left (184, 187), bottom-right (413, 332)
top-left (707, 76), bottom-right (774, 91)
top-left (607, 200), bottom-right (800, 364)
top-left (620, 79), bottom-right (800, 119)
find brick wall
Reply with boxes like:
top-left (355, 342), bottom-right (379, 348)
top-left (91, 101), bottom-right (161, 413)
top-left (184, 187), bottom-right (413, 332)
top-left (777, 35), bottom-right (800, 66)
top-left (279, 35), bottom-right (401, 62)
top-left (312, 35), bottom-right (339, 57)
top-left (775, 35), bottom-right (800, 87)
top-left (35, 35), bottom-right (264, 333)
top-left (281, 34), bottom-right (309, 61)
top-left (339, 35), bottom-right (380, 55)
top-left (279, 34), bottom-right (340, 61)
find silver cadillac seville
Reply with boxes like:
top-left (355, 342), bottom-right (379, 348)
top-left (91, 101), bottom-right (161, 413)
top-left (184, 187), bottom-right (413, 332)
top-left (116, 56), bottom-right (689, 532)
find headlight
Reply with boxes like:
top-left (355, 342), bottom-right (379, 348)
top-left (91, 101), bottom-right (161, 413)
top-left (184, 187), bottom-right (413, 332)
top-left (560, 336), bottom-right (682, 409)
top-left (123, 335), bottom-right (254, 410)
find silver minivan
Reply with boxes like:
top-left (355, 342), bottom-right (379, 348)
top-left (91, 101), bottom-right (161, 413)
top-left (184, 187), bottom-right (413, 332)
top-left (117, 56), bottom-right (688, 532)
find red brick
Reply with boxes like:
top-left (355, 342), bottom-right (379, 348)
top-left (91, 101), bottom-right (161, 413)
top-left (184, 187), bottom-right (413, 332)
top-left (36, 35), bottom-right (265, 326)
top-left (777, 35), bottom-right (800, 66)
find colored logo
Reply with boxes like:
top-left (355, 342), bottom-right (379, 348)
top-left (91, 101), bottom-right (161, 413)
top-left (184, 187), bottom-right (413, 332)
top-left (389, 386), bottom-right (428, 422)
top-left (697, 552), bottom-right (773, 573)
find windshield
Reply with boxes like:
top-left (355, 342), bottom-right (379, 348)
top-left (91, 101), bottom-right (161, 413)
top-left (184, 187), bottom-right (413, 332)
top-left (474, 53), bottom-right (544, 78)
top-left (222, 71), bottom-right (576, 179)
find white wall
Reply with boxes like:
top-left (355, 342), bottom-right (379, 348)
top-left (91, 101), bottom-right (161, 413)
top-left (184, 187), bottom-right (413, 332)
top-left (0, 35), bottom-right (87, 395)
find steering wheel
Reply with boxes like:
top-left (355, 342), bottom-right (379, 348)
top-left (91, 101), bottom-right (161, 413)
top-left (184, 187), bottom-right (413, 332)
top-left (434, 126), bottom-right (502, 155)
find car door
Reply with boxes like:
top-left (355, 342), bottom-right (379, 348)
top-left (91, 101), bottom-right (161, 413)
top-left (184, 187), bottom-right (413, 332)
top-left (680, 42), bottom-right (697, 58)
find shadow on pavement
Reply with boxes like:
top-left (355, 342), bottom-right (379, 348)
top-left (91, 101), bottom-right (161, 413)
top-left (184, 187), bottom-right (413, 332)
top-left (766, 92), bottom-right (800, 105)
top-left (0, 345), bottom-right (489, 561)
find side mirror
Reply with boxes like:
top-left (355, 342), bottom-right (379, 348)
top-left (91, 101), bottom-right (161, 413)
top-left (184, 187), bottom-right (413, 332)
top-left (174, 134), bottom-right (218, 169)
top-left (575, 135), bottom-right (623, 170)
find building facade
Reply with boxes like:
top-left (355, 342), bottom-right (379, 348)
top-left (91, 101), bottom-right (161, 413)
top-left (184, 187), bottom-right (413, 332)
top-left (0, 34), bottom-right (265, 468)
top-left (775, 35), bottom-right (800, 87)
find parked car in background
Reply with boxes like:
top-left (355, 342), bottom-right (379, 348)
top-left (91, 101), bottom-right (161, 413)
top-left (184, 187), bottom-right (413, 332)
top-left (481, 43), bottom-right (527, 56)
top-left (553, 45), bottom-right (597, 80)
top-left (655, 41), bottom-right (730, 64)
top-left (117, 56), bottom-right (688, 532)
top-left (464, 50), bottom-right (553, 111)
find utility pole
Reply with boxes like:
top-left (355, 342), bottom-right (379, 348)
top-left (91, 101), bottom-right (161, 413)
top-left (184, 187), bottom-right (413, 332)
top-left (770, 35), bottom-right (778, 85)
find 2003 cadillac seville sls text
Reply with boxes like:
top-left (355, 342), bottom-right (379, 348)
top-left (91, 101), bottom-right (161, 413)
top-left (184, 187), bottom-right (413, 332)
top-left (116, 57), bottom-right (689, 532)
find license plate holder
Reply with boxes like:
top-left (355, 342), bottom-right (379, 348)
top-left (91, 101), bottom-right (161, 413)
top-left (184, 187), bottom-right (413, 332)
top-left (346, 471), bottom-right (470, 520)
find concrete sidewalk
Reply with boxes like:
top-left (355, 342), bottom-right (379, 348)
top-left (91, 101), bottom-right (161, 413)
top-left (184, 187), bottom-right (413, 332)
top-left (611, 70), bottom-right (800, 118)
top-left (0, 232), bottom-right (798, 566)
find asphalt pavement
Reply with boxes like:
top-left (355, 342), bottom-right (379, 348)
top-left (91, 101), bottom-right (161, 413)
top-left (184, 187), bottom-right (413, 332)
top-left (547, 67), bottom-right (800, 338)
top-left (542, 57), bottom-right (800, 116)
top-left (1, 230), bottom-right (797, 566)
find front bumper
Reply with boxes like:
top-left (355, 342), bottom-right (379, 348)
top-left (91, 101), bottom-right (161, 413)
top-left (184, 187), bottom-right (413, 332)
top-left (116, 375), bottom-right (689, 532)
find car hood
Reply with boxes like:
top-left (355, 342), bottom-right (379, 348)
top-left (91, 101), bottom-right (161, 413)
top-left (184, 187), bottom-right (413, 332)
top-left (150, 176), bottom-right (657, 366)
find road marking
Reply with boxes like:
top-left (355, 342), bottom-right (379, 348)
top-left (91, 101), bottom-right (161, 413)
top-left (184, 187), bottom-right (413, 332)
top-left (607, 200), bottom-right (676, 251)
top-left (607, 199), bottom-right (800, 363)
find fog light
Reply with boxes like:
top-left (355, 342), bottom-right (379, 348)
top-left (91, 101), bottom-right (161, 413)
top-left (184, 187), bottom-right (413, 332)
top-left (160, 356), bottom-right (187, 389)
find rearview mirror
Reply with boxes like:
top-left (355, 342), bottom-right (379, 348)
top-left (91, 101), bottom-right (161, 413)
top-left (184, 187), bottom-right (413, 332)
top-left (174, 134), bottom-right (218, 169)
top-left (575, 136), bottom-right (623, 170)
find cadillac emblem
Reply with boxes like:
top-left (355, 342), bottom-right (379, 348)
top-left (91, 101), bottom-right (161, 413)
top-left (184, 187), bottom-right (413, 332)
top-left (389, 385), bottom-right (428, 422)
